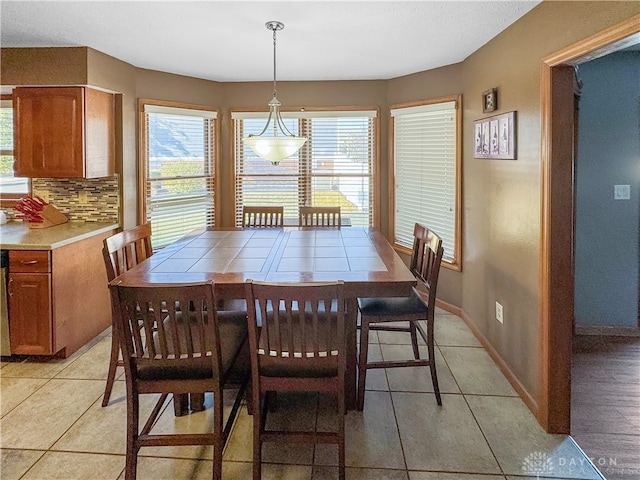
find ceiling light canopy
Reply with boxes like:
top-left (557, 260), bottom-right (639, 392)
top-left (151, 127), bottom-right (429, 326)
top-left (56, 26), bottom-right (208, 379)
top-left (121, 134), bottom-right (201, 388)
top-left (242, 21), bottom-right (306, 165)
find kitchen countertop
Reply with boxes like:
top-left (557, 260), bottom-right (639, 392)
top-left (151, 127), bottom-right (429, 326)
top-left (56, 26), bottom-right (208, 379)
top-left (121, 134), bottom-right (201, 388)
top-left (0, 221), bottom-right (119, 250)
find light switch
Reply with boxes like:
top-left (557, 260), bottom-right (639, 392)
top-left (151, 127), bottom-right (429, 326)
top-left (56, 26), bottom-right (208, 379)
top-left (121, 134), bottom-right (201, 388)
top-left (614, 185), bottom-right (630, 200)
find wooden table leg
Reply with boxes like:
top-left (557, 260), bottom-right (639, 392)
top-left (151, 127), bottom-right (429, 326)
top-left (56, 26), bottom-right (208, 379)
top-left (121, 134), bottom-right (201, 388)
top-left (173, 393), bottom-right (205, 415)
top-left (190, 393), bottom-right (205, 411)
top-left (173, 393), bottom-right (189, 416)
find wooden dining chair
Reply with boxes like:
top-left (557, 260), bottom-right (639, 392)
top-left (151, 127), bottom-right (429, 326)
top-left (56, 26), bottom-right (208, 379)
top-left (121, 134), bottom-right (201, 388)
top-left (101, 223), bottom-right (153, 407)
top-left (242, 206), bottom-right (284, 227)
top-left (110, 281), bottom-right (250, 480)
top-left (244, 280), bottom-right (347, 480)
top-left (357, 223), bottom-right (444, 410)
top-left (298, 206), bottom-right (341, 227)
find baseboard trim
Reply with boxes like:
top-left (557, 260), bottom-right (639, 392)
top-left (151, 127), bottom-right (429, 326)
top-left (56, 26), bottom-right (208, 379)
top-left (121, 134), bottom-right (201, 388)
top-left (574, 325), bottom-right (640, 337)
top-left (459, 309), bottom-right (539, 419)
top-left (435, 297), bottom-right (540, 421)
top-left (435, 298), bottom-right (463, 317)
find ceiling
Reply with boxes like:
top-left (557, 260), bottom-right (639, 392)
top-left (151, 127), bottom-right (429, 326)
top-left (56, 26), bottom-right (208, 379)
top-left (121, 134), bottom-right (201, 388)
top-left (1, 1), bottom-right (541, 83)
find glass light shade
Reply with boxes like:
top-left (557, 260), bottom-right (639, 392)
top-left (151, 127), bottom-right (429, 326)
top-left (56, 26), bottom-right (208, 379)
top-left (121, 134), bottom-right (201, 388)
top-left (243, 135), bottom-right (307, 164)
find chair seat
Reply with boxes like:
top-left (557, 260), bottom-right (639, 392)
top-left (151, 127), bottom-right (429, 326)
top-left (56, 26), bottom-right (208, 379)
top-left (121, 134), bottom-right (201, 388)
top-left (260, 356), bottom-right (338, 378)
top-left (139, 311), bottom-right (248, 381)
top-left (358, 288), bottom-right (426, 317)
top-left (257, 312), bottom-right (340, 378)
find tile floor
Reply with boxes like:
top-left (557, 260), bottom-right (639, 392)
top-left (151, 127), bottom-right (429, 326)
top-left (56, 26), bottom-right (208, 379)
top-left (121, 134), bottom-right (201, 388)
top-left (1, 309), bottom-right (606, 480)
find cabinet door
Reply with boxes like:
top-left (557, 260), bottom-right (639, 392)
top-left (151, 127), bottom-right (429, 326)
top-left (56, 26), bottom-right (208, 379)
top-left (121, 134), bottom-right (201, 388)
top-left (7, 273), bottom-right (53, 355)
top-left (84, 88), bottom-right (115, 178)
top-left (14, 87), bottom-right (85, 178)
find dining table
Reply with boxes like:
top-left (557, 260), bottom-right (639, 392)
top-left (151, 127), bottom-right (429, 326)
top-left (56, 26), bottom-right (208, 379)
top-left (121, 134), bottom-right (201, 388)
top-left (110, 226), bottom-right (417, 409)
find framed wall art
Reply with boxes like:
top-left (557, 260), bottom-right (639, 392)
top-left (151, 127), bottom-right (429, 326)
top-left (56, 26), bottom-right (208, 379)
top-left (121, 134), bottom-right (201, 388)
top-left (473, 111), bottom-right (516, 160)
top-left (482, 88), bottom-right (497, 113)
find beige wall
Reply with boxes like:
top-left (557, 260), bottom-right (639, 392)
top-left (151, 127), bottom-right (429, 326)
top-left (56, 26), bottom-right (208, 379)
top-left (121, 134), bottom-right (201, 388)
top-left (452, 1), bottom-right (638, 397)
top-left (2, 1), bottom-right (639, 419)
top-left (1, 47), bottom-right (88, 86)
top-left (383, 0), bottom-right (639, 401)
top-left (87, 48), bottom-right (137, 228)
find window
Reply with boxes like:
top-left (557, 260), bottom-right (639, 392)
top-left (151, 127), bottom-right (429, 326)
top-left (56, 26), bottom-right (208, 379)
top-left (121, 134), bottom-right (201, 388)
top-left (140, 101), bottom-right (218, 250)
top-left (390, 96), bottom-right (461, 268)
top-left (232, 109), bottom-right (377, 227)
top-left (0, 94), bottom-right (29, 202)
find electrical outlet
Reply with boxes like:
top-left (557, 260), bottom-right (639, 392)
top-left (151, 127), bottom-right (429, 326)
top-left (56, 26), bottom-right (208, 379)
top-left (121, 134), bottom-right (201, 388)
top-left (78, 191), bottom-right (89, 205)
top-left (496, 302), bottom-right (504, 324)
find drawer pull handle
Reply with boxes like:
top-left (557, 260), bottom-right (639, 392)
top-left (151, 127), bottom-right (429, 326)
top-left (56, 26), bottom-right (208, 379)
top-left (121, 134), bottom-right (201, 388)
top-left (20, 260), bottom-right (39, 265)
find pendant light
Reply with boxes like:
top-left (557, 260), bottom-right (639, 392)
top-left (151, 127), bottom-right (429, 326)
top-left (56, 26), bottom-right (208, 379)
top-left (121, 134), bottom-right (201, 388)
top-left (242, 21), bottom-right (307, 165)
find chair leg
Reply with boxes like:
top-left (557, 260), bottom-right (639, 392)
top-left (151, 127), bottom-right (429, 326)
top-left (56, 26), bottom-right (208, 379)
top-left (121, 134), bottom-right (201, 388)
top-left (427, 324), bottom-right (442, 406)
top-left (245, 381), bottom-right (254, 416)
top-left (337, 383), bottom-right (346, 480)
top-left (253, 393), bottom-right (265, 480)
top-left (102, 333), bottom-right (121, 407)
top-left (409, 321), bottom-right (420, 360)
top-left (213, 387), bottom-right (223, 480)
top-left (125, 389), bottom-right (139, 480)
top-left (357, 318), bottom-right (370, 411)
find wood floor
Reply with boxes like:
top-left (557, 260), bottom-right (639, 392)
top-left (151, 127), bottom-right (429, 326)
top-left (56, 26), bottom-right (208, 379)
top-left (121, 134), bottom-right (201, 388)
top-left (571, 334), bottom-right (640, 480)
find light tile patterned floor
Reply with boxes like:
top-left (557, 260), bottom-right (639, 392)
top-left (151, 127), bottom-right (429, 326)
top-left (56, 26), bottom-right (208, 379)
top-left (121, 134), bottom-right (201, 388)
top-left (1, 309), bottom-right (605, 480)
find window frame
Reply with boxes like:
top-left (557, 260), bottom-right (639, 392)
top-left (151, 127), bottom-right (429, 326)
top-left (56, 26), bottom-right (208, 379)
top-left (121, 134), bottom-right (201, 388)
top-left (231, 106), bottom-right (380, 228)
top-left (0, 93), bottom-right (30, 207)
top-left (138, 99), bottom-right (220, 248)
top-left (389, 95), bottom-right (462, 271)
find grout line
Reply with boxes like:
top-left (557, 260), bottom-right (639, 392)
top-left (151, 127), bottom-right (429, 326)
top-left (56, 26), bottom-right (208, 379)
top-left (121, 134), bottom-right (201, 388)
top-left (436, 342), bottom-right (507, 478)
top-left (0, 376), bottom-right (53, 419)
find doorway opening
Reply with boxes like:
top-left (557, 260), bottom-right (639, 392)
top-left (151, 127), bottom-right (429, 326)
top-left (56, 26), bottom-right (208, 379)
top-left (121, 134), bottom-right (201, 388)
top-left (539, 15), bottom-right (639, 434)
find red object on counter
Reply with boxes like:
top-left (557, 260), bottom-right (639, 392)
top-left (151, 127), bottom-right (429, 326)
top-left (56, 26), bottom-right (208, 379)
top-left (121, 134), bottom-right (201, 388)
top-left (14, 196), bottom-right (67, 228)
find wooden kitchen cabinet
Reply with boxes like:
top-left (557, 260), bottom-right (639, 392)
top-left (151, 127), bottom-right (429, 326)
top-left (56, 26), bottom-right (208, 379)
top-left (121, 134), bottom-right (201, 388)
top-left (7, 230), bottom-right (114, 357)
top-left (8, 250), bottom-right (53, 354)
top-left (13, 86), bottom-right (115, 178)
top-left (8, 274), bottom-right (52, 355)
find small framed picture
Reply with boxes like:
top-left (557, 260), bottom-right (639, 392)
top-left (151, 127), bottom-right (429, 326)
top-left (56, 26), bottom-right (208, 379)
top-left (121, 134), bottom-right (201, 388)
top-left (482, 88), bottom-right (497, 113)
top-left (473, 111), bottom-right (516, 160)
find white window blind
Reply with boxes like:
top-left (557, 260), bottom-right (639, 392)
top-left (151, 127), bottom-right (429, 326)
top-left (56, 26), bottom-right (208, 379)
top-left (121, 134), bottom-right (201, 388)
top-left (391, 100), bottom-right (459, 265)
top-left (142, 103), bottom-right (217, 249)
top-left (0, 97), bottom-right (29, 196)
top-left (233, 110), bottom-right (376, 227)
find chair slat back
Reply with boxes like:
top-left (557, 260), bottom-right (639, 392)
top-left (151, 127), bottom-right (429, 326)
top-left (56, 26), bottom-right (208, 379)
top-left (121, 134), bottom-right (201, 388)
top-left (103, 223), bottom-right (153, 281)
top-left (242, 206), bottom-right (284, 228)
top-left (409, 223), bottom-right (444, 313)
top-left (299, 206), bottom-right (341, 227)
top-left (110, 282), bottom-right (223, 377)
top-left (245, 281), bottom-right (345, 363)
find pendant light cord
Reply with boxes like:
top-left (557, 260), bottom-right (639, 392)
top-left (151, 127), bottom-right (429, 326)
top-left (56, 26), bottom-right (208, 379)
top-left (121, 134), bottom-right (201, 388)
top-left (272, 25), bottom-right (278, 98)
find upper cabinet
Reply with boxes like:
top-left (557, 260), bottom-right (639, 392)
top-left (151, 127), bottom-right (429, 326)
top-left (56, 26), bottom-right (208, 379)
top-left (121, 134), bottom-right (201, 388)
top-left (13, 86), bottom-right (115, 178)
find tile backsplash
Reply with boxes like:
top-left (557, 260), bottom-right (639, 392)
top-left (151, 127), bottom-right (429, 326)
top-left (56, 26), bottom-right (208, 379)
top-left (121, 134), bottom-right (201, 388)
top-left (13, 176), bottom-right (120, 223)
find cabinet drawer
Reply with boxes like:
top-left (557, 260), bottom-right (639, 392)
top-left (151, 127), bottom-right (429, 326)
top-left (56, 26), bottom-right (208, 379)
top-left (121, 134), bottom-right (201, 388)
top-left (9, 251), bottom-right (51, 273)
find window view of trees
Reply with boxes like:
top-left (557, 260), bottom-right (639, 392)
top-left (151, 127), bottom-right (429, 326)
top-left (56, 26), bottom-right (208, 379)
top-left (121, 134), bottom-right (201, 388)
top-left (144, 109), bottom-right (215, 249)
top-left (0, 107), bottom-right (13, 174)
top-left (235, 113), bottom-right (375, 226)
top-left (0, 100), bottom-right (29, 195)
